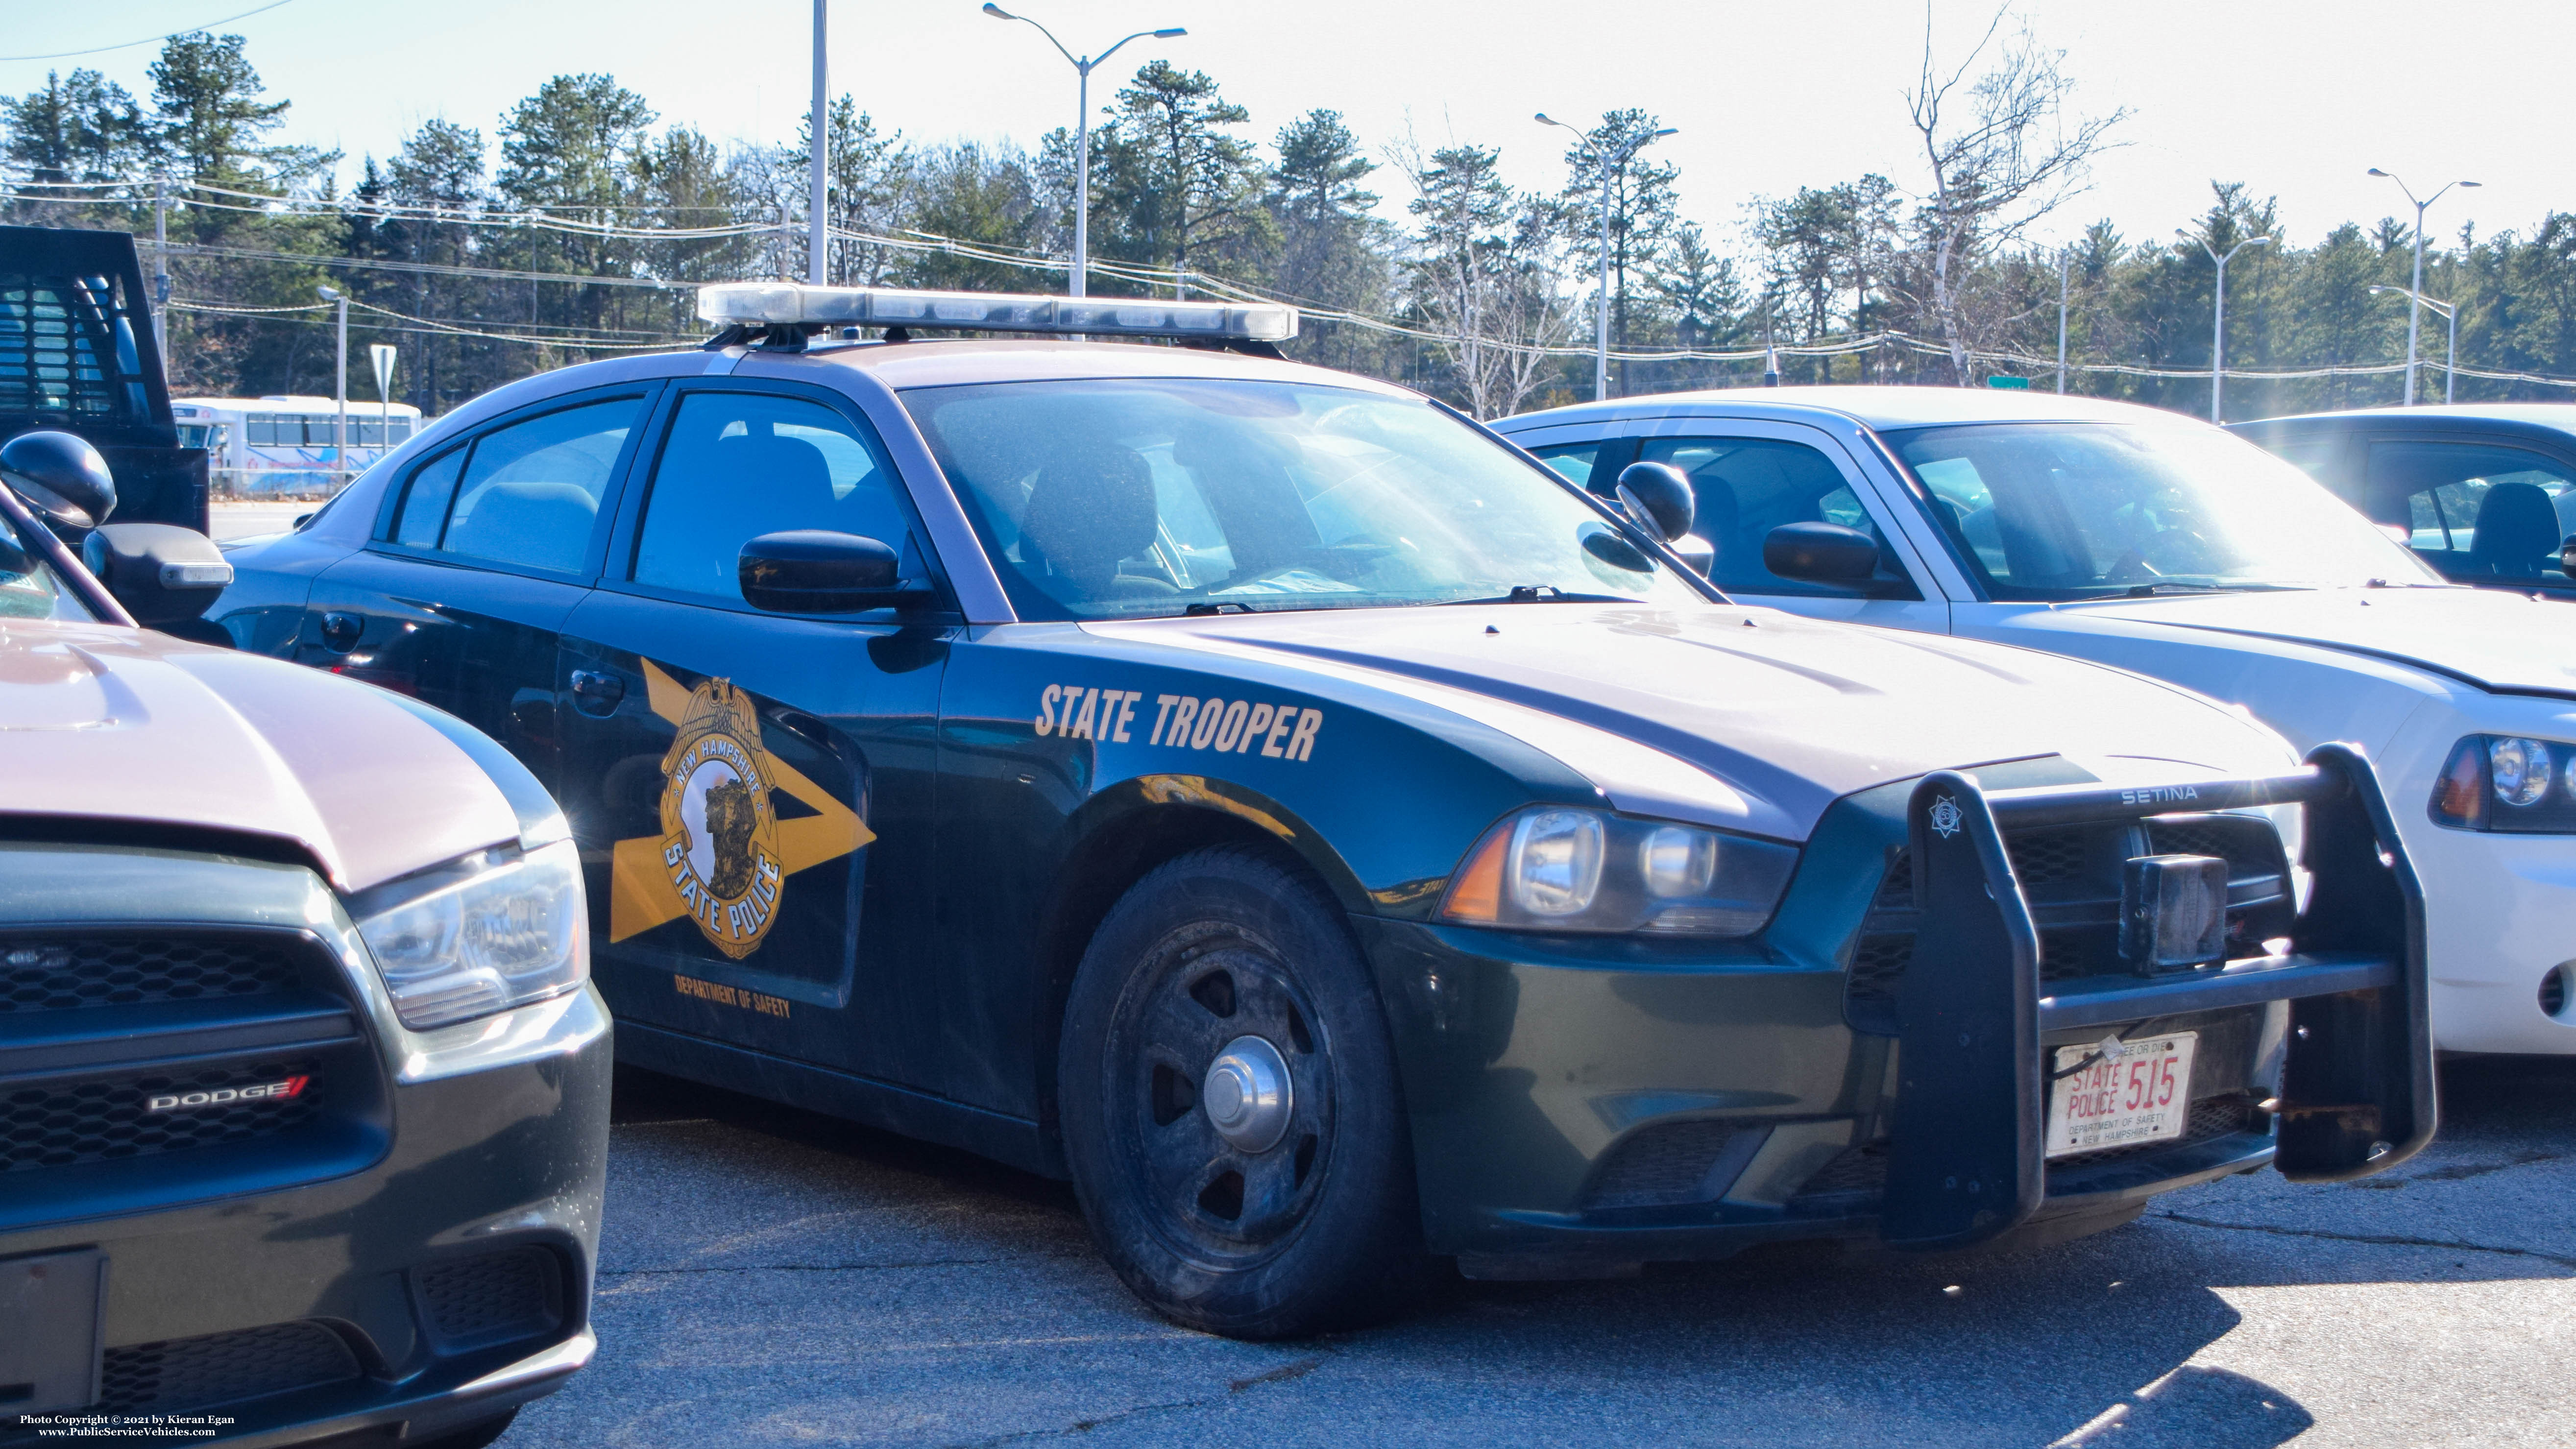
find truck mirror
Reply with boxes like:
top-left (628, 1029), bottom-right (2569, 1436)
top-left (81, 523), bottom-right (232, 623)
top-left (1610, 461), bottom-right (1695, 544)
top-left (0, 430), bottom-right (116, 528)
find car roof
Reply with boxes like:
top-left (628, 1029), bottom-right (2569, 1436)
top-left (1493, 384), bottom-right (2185, 433)
top-left (2233, 402), bottom-right (2576, 439)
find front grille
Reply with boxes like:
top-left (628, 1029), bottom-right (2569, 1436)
top-left (1, 1058), bottom-right (318, 1173)
top-left (415, 1247), bottom-right (561, 1351)
top-left (0, 935), bottom-right (302, 1014)
top-left (1845, 815), bottom-right (2292, 1031)
top-left (98, 1321), bottom-right (361, 1414)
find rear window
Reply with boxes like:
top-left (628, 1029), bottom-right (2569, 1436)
top-left (0, 272), bottom-right (147, 427)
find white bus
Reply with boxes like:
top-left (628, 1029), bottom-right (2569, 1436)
top-left (171, 395), bottom-right (428, 498)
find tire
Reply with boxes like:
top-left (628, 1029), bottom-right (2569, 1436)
top-left (404, 1409), bottom-right (518, 1449)
top-left (1059, 845), bottom-right (1428, 1339)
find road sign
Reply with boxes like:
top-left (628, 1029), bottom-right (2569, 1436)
top-left (1987, 375), bottom-right (2031, 390)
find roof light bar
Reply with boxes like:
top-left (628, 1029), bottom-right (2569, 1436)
top-left (696, 283), bottom-right (1298, 342)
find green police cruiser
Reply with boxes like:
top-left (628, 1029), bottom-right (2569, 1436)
top-left (210, 284), bottom-right (2434, 1340)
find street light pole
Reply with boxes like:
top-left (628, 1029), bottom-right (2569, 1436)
top-left (2182, 231), bottom-right (2269, 423)
top-left (1535, 113), bottom-right (1676, 402)
top-left (2368, 169), bottom-right (2480, 405)
top-left (809, 0), bottom-right (828, 285)
top-left (2055, 249), bottom-right (2069, 394)
top-left (985, 5), bottom-right (1186, 299)
top-left (2370, 286), bottom-right (2459, 404)
top-left (317, 286), bottom-right (348, 489)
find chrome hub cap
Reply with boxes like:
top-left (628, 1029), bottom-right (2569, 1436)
top-left (1203, 1035), bottom-right (1294, 1154)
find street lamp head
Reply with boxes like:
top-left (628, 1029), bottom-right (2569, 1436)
top-left (2245, 236), bottom-right (2273, 248)
top-left (316, 285), bottom-right (341, 301)
top-left (2461, 180), bottom-right (2482, 188)
top-left (1651, 127), bottom-right (1678, 139)
top-left (1533, 112), bottom-right (1557, 126)
top-left (2367, 167), bottom-right (2391, 178)
top-left (981, 3), bottom-right (1015, 18)
top-left (1153, 26), bottom-right (1186, 37)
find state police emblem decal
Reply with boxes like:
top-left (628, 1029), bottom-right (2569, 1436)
top-left (659, 677), bottom-right (785, 959)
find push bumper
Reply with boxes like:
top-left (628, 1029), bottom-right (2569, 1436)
top-left (1368, 746), bottom-right (2434, 1265)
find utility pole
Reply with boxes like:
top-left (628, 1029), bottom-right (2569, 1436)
top-left (1535, 113), bottom-right (1676, 402)
top-left (2369, 169), bottom-right (2480, 405)
top-left (808, 0), bottom-right (829, 286)
top-left (152, 177), bottom-right (171, 369)
top-left (2055, 250), bottom-right (2069, 394)
top-left (2183, 231), bottom-right (2269, 423)
top-left (318, 287), bottom-right (349, 490)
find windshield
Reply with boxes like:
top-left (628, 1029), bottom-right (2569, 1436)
top-left (902, 377), bottom-right (1708, 619)
top-left (0, 507), bottom-right (78, 621)
top-left (1885, 421), bottom-right (2440, 600)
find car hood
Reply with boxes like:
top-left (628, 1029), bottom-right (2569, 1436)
top-left (2060, 586), bottom-right (2576, 697)
top-left (0, 620), bottom-right (526, 893)
top-left (1101, 603), bottom-right (2289, 839)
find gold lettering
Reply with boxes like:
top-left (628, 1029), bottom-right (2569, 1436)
top-left (1261, 702), bottom-right (1297, 757)
top-left (1036, 683), bottom-right (1060, 736)
top-left (1111, 691), bottom-right (1140, 742)
top-left (1239, 703), bottom-right (1274, 751)
top-left (1150, 693), bottom-right (1180, 744)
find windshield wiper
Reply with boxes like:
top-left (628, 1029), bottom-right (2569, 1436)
top-left (2116, 582), bottom-right (2313, 598)
top-left (1435, 585), bottom-right (1635, 606)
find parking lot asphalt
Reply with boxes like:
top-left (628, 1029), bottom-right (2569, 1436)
top-left (501, 1056), bottom-right (2575, 1449)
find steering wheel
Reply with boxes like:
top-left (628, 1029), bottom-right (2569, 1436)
top-left (2141, 528), bottom-right (2218, 576)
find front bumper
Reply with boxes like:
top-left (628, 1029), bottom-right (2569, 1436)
top-left (1365, 747), bottom-right (2434, 1265)
top-left (2409, 825), bottom-right (2576, 1053)
top-left (2, 987), bottom-right (611, 1446)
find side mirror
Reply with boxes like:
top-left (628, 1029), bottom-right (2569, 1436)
top-left (1672, 534), bottom-right (1715, 577)
top-left (1763, 521), bottom-right (1881, 585)
top-left (0, 430), bottom-right (117, 528)
top-left (739, 530), bottom-right (932, 613)
top-left (1611, 461), bottom-right (1695, 544)
top-left (81, 523), bottom-right (233, 623)
top-left (2561, 533), bottom-right (2575, 580)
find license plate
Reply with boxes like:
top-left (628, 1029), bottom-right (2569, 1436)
top-left (2046, 1031), bottom-right (2198, 1159)
top-left (0, 1248), bottom-right (105, 1413)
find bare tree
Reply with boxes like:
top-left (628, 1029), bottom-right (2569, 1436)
top-left (1393, 130), bottom-right (1577, 419)
top-left (1904, 4), bottom-right (2125, 381)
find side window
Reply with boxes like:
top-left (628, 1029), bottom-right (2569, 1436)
top-left (407, 397), bottom-right (642, 573)
top-left (393, 446), bottom-right (468, 547)
top-left (632, 390), bottom-right (917, 604)
top-left (1529, 443), bottom-right (1602, 487)
top-left (1638, 435), bottom-right (1918, 599)
top-left (2366, 441), bottom-right (2576, 581)
top-left (246, 415), bottom-right (280, 446)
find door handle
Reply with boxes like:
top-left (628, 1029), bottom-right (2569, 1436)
top-left (569, 669), bottom-right (627, 717)
top-left (319, 611), bottom-right (362, 654)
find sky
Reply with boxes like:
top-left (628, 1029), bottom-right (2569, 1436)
top-left (3, 0), bottom-right (2566, 254)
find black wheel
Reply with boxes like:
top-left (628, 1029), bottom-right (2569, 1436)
top-left (405, 1408), bottom-right (518, 1449)
top-left (1060, 845), bottom-right (1426, 1339)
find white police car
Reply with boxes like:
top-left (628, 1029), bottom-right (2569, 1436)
top-left (211, 293), bottom-right (2431, 1337)
top-left (1496, 386), bottom-right (2573, 1055)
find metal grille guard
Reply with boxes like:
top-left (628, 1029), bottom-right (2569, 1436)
top-left (1879, 743), bottom-right (2433, 1251)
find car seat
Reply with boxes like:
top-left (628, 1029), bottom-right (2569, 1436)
top-left (444, 481), bottom-right (596, 572)
top-left (1019, 441), bottom-right (1173, 602)
top-left (2466, 481), bottom-right (2560, 578)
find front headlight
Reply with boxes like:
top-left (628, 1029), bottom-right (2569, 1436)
top-left (2431, 735), bottom-right (2576, 833)
top-left (1439, 806), bottom-right (1798, 937)
top-left (355, 839), bottom-right (589, 1030)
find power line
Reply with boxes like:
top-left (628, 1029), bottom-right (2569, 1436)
top-left (0, 0), bottom-right (301, 64)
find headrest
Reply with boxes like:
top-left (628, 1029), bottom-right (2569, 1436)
top-left (448, 480), bottom-right (597, 571)
top-left (1020, 441), bottom-right (1158, 590)
top-left (2469, 481), bottom-right (2561, 572)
